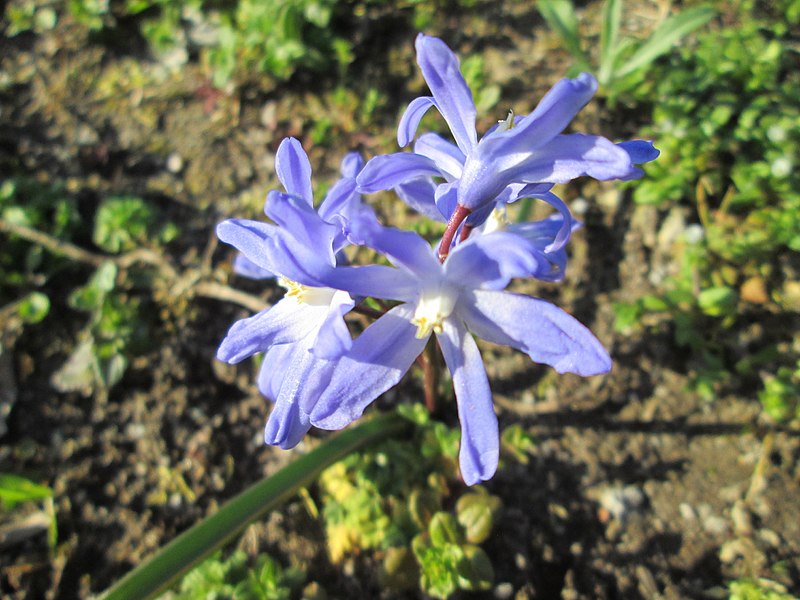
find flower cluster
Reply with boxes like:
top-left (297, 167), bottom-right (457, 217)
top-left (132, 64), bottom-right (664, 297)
top-left (216, 34), bottom-right (658, 485)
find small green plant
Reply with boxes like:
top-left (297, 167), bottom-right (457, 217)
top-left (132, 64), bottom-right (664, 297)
top-left (536, 0), bottom-right (714, 98)
top-left (168, 549), bottom-right (305, 600)
top-left (318, 405), bottom-right (507, 598)
top-left (0, 473), bottom-right (57, 548)
top-left (729, 578), bottom-right (796, 600)
top-left (758, 362), bottom-right (800, 423)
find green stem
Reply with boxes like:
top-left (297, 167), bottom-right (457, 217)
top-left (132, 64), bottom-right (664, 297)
top-left (100, 413), bottom-right (410, 600)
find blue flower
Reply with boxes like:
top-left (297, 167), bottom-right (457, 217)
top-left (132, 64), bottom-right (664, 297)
top-left (216, 137), bottom-right (372, 449)
top-left (310, 218), bottom-right (611, 485)
top-left (356, 34), bottom-right (659, 259)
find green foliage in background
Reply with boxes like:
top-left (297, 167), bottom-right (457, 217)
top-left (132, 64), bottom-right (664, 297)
top-left (1, 180), bottom-right (178, 396)
top-left (0, 178), bottom-right (80, 304)
top-left (536, 0), bottom-right (714, 99)
top-left (317, 403), bottom-right (531, 598)
top-left (0, 473), bottom-right (57, 548)
top-left (167, 549), bottom-right (305, 600)
top-left (613, 1), bottom-right (800, 412)
top-left (729, 578), bottom-right (797, 600)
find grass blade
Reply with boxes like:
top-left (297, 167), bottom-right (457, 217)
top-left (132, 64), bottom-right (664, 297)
top-left (615, 6), bottom-right (715, 78)
top-left (598, 0), bottom-right (622, 84)
top-left (100, 412), bottom-right (411, 600)
top-left (536, 0), bottom-right (591, 69)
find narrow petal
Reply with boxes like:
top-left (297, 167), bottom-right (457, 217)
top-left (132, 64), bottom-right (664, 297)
top-left (437, 318), bottom-right (498, 486)
top-left (217, 219), bottom-right (279, 274)
top-left (515, 188), bottom-right (573, 252)
top-left (258, 342), bottom-right (302, 401)
top-left (398, 96), bottom-right (437, 147)
top-left (349, 217), bottom-right (441, 281)
top-left (505, 134), bottom-right (636, 184)
top-left (264, 397), bottom-right (311, 449)
top-left (275, 137), bottom-right (314, 206)
top-left (311, 305), bottom-right (427, 429)
top-left (310, 291), bottom-right (355, 360)
top-left (339, 151), bottom-right (365, 178)
top-left (357, 153), bottom-right (442, 193)
top-left (415, 34), bottom-right (478, 154)
top-left (460, 290), bottom-right (612, 375)
top-left (617, 140), bottom-right (659, 165)
top-left (320, 264), bottom-right (419, 302)
top-left (265, 348), bottom-right (338, 449)
top-left (434, 180), bottom-right (459, 221)
top-left (445, 232), bottom-right (541, 290)
top-left (217, 298), bottom-right (322, 364)
top-left (233, 253), bottom-right (275, 280)
top-left (494, 72), bottom-right (598, 154)
top-left (395, 178), bottom-right (446, 222)
top-left (414, 133), bottom-right (465, 180)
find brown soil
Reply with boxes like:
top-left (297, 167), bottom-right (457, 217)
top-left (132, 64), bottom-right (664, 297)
top-left (0, 2), bottom-right (798, 599)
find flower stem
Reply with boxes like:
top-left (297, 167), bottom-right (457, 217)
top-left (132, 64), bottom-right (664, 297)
top-left (437, 204), bottom-right (472, 263)
top-left (419, 336), bottom-right (441, 415)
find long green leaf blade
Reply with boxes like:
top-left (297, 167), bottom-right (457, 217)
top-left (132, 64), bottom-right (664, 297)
top-left (536, 1), bottom-right (590, 69)
top-left (100, 413), bottom-right (410, 600)
top-left (599, 0), bottom-right (622, 84)
top-left (615, 6), bottom-right (715, 78)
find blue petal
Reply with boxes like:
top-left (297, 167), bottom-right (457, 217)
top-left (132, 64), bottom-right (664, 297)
top-left (415, 34), bottom-right (477, 154)
top-left (233, 252), bottom-right (275, 280)
top-left (395, 178), bottom-right (446, 222)
top-left (310, 291), bottom-right (355, 360)
top-left (617, 140), bottom-right (659, 165)
top-left (275, 138), bottom-right (314, 206)
top-left (437, 318), bottom-right (498, 486)
top-left (258, 342), bottom-right (301, 401)
top-left (357, 153), bottom-right (442, 193)
top-left (445, 232), bottom-right (542, 290)
top-left (515, 189), bottom-right (573, 252)
top-left (349, 217), bottom-right (441, 281)
top-left (414, 133), bottom-right (465, 180)
top-left (320, 264), bottom-right (419, 303)
top-left (217, 298), bottom-right (320, 364)
top-left (398, 96), bottom-right (437, 147)
top-left (310, 305), bottom-right (427, 429)
top-left (490, 73), bottom-right (597, 154)
top-left (434, 180), bottom-right (459, 221)
top-left (460, 290), bottom-right (612, 375)
top-left (339, 151), bottom-right (365, 178)
top-left (505, 134), bottom-right (636, 184)
top-left (217, 219), bottom-right (279, 274)
top-left (264, 399), bottom-right (311, 449)
top-left (264, 347), bottom-right (339, 449)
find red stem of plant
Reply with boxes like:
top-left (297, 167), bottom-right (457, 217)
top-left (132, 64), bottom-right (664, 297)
top-left (459, 224), bottom-right (474, 242)
top-left (437, 204), bottom-right (472, 263)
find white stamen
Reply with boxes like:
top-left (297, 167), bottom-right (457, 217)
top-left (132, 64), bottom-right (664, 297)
top-left (278, 276), bottom-right (337, 307)
top-left (497, 109), bottom-right (515, 132)
top-left (482, 206), bottom-right (509, 234)
top-left (411, 287), bottom-right (457, 339)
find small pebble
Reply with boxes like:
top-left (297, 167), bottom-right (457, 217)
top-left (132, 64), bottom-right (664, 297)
top-left (494, 582), bottom-right (514, 599)
top-left (166, 152), bottom-right (184, 173)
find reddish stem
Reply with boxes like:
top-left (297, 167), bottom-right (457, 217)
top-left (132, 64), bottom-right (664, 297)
top-left (459, 224), bottom-right (474, 242)
top-left (417, 337), bottom-right (441, 415)
top-left (437, 204), bottom-right (472, 263)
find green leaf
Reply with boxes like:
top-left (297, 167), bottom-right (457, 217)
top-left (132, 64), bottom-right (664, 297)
top-left (598, 0), bottom-right (622, 84)
top-left (16, 292), bottom-right (50, 324)
top-left (0, 474), bottom-right (53, 510)
top-left (429, 512), bottom-right (465, 547)
top-left (697, 286), bottom-right (737, 317)
top-left (456, 545), bottom-right (494, 591)
top-left (615, 6), bottom-right (715, 79)
top-left (536, 1), bottom-right (590, 69)
top-left (456, 489), bottom-right (502, 544)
